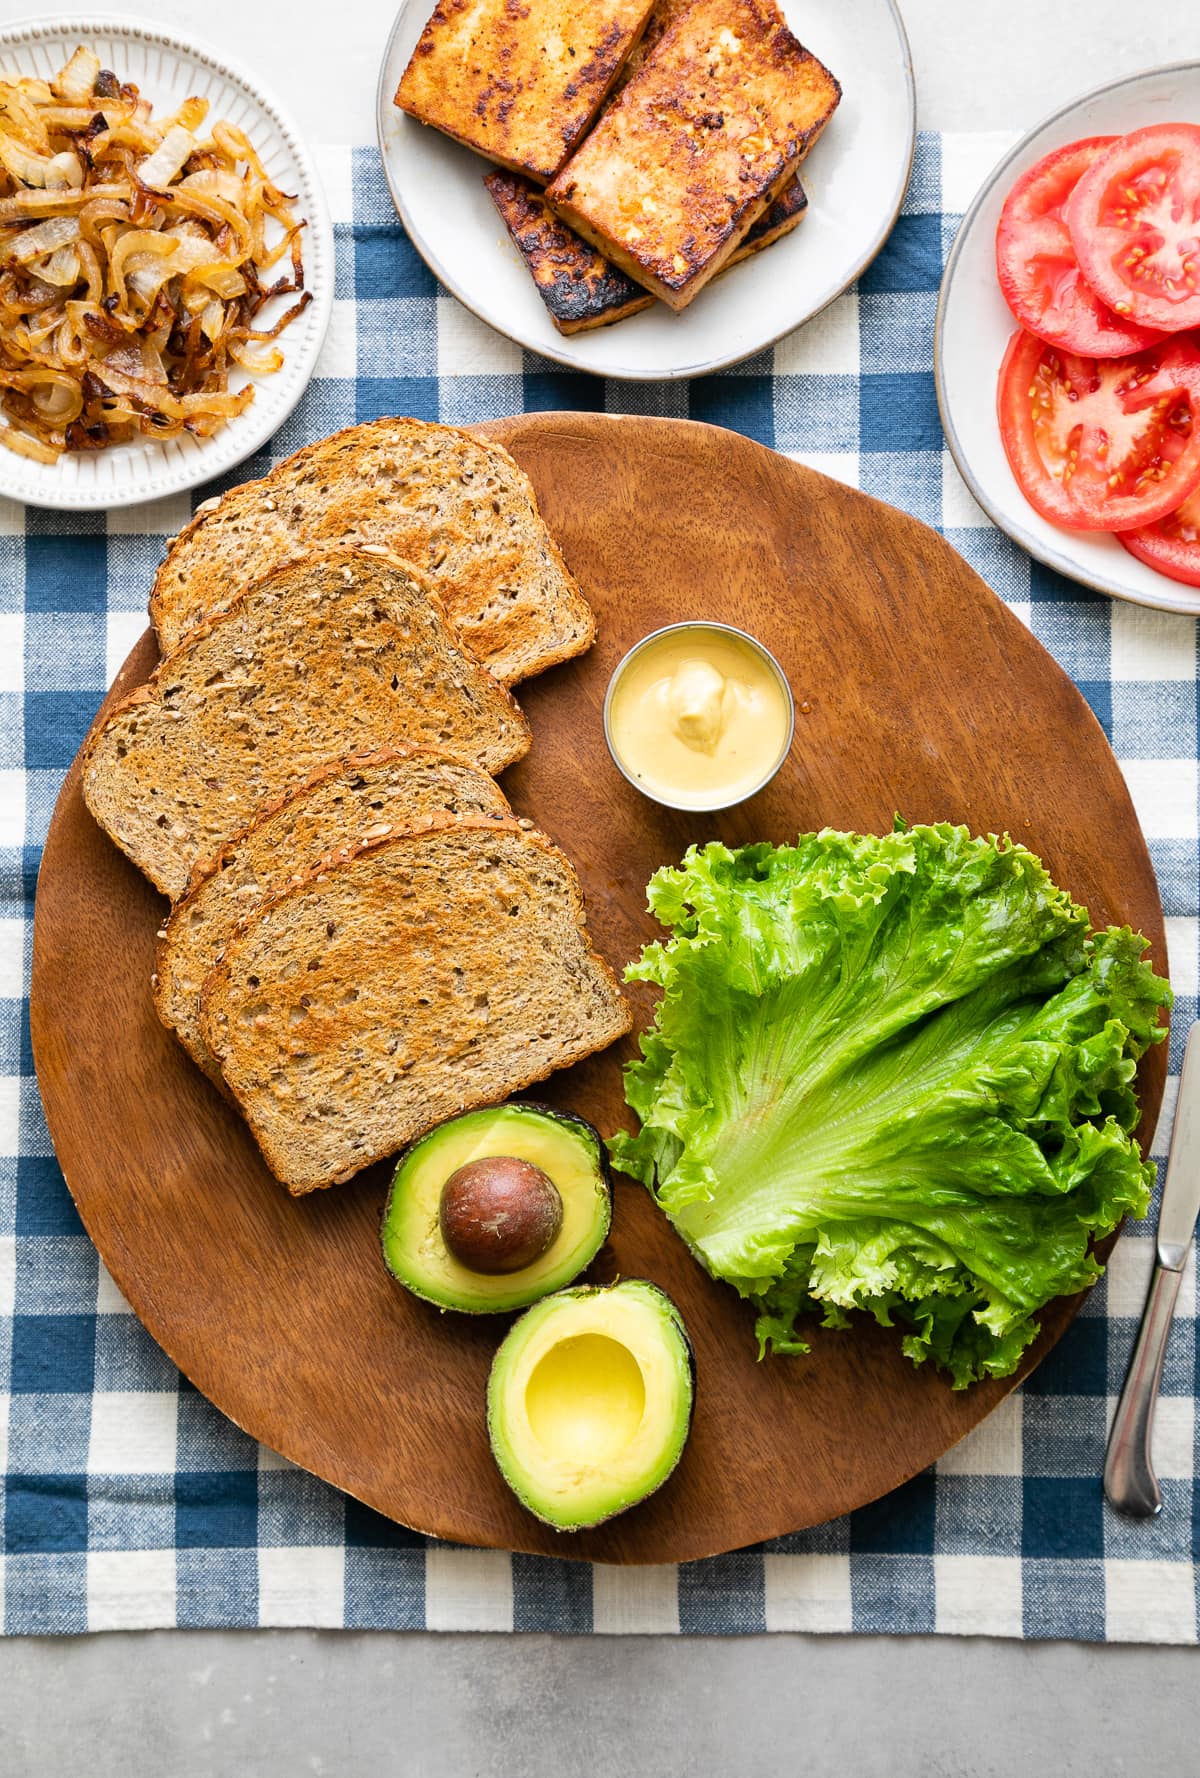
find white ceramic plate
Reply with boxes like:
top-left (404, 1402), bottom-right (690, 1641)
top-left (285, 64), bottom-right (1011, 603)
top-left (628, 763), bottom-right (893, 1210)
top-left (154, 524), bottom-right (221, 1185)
top-left (0, 14), bottom-right (333, 509)
top-left (375, 0), bottom-right (914, 380)
top-left (935, 63), bottom-right (1200, 617)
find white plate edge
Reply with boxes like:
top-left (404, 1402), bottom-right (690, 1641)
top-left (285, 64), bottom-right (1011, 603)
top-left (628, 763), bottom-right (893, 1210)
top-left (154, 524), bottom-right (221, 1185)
top-left (373, 0), bottom-right (918, 381)
top-left (933, 60), bottom-right (1200, 619)
top-left (0, 11), bottom-right (335, 509)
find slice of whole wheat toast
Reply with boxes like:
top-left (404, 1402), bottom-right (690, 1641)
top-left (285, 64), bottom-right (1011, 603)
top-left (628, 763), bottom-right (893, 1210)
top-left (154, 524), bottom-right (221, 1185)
top-left (200, 819), bottom-right (633, 1194)
top-left (82, 549), bottom-right (529, 900)
top-left (150, 418), bottom-right (594, 684)
top-left (155, 747), bottom-right (513, 1080)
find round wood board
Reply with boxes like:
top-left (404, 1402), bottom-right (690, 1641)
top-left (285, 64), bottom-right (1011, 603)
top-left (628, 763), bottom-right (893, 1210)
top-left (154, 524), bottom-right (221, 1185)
top-left (31, 413), bottom-right (1167, 1564)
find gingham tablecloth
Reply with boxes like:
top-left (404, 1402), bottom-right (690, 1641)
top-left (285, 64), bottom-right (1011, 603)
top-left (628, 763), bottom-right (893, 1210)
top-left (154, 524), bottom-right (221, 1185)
top-left (2, 131), bottom-right (1198, 1640)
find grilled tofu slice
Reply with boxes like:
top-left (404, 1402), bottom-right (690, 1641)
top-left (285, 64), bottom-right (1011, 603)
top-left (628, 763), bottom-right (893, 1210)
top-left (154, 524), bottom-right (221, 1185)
top-left (545, 0), bottom-right (839, 311)
top-left (395, 0), bottom-right (657, 183)
top-left (737, 171), bottom-right (808, 252)
top-left (486, 169), bottom-right (653, 331)
top-left (612, 0), bottom-right (692, 87)
top-left (486, 166), bottom-right (806, 332)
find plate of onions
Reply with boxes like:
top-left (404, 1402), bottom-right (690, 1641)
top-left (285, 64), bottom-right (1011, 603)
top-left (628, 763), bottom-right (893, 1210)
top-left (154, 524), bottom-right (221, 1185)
top-left (0, 16), bottom-right (332, 508)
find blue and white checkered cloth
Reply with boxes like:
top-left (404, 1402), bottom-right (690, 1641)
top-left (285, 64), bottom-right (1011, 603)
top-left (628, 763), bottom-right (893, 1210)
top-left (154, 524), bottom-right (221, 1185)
top-left (2, 132), bottom-right (1199, 1640)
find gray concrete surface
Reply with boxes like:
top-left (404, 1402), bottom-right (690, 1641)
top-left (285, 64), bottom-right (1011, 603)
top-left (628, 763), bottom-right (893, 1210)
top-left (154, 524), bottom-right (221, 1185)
top-left (4, 1), bottom-right (1200, 1772)
top-left (3, 1630), bottom-right (1196, 1776)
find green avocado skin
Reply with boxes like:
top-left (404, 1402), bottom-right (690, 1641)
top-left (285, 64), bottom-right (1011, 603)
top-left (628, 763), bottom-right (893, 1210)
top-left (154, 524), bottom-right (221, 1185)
top-left (486, 1279), bottom-right (695, 1533)
top-left (380, 1103), bottom-right (612, 1315)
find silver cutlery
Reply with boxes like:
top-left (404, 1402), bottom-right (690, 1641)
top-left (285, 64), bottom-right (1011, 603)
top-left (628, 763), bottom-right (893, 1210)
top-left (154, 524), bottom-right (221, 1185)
top-left (1104, 1018), bottom-right (1200, 1518)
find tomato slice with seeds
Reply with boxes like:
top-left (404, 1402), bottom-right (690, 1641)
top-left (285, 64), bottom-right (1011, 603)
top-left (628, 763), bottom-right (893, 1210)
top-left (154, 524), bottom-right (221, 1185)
top-left (996, 137), bottom-right (1168, 356)
top-left (997, 327), bottom-right (1200, 531)
top-left (1066, 123), bottom-right (1200, 332)
top-left (1120, 486), bottom-right (1200, 586)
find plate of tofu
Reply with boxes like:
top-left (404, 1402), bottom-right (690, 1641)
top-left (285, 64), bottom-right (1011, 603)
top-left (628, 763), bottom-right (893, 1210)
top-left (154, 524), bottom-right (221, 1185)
top-left (376, 0), bottom-right (915, 378)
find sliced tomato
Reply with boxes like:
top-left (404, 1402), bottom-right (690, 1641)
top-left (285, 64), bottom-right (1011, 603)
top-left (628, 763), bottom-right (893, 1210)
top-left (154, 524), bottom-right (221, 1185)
top-left (1066, 123), bottom-right (1200, 332)
top-left (1120, 486), bottom-right (1200, 586)
top-left (997, 328), bottom-right (1200, 531)
top-left (996, 137), bottom-right (1167, 356)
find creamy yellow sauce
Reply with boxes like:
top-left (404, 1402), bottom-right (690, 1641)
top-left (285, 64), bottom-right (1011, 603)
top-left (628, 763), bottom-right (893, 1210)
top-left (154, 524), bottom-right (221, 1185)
top-left (607, 627), bottom-right (792, 809)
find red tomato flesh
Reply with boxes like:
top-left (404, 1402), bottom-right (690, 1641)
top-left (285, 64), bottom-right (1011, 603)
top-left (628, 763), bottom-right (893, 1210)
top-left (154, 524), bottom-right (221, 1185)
top-left (996, 137), bottom-right (1167, 356)
top-left (997, 328), bottom-right (1200, 531)
top-left (1066, 123), bottom-right (1200, 332)
top-left (1120, 486), bottom-right (1200, 586)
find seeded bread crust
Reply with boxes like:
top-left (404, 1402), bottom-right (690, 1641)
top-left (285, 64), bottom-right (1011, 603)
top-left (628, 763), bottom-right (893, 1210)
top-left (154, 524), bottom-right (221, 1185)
top-left (149, 417), bottom-right (595, 684)
top-left (200, 819), bottom-right (633, 1194)
top-left (82, 549), bottom-right (530, 899)
top-left (155, 747), bottom-right (513, 1081)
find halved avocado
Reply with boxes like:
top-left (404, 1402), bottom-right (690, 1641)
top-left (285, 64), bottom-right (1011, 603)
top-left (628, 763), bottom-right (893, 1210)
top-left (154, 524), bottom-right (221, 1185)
top-left (381, 1103), bottom-right (612, 1313)
top-left (486, 1280), bottom-right (694, 1531)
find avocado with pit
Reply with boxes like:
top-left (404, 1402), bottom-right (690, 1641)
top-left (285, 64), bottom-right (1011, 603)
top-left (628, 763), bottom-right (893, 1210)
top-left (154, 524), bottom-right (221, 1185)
top-left (381, 1103), bottom-right (612, 1314)
top-left (487, 1279), bottom-right (694, 1531)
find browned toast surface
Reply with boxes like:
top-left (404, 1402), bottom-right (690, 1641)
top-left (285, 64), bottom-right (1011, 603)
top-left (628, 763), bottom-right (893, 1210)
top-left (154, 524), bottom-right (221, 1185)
top-left (201, 820), bottom-right (633, 1193)
top-left (545, 0), bottom-right (839, 310)
top-left (396, 0), bottom-right (656, 182)
top-left (487, 166), bottom-right (805, 332)
top-left (155, 747), bottom-right (512, 1080)
top-left (149, 418), bottom-right (595, 685)
top-left (83, 549), bottom-right (530, 899)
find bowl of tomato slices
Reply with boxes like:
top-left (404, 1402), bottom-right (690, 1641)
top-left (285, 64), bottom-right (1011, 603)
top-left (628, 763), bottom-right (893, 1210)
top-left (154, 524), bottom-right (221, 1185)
top-left (936, 66), bottom-right (1200, 612)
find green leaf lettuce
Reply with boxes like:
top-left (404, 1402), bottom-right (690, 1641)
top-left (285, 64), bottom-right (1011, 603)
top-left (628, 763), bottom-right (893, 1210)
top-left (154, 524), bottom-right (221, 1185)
top-left (609, 824), bottom-right (1171, 1387)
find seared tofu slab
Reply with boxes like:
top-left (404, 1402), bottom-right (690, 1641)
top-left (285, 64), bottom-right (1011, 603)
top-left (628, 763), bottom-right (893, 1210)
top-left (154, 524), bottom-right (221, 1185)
top-left (487, 166), bottom-right (805, 332)
top-left (486, 169), bottom-right (653, 331)
top-left (612, 0), bottom-right (693, 88)
top-left (396, 0), bottom-right (657, 183)
top-left (545, 0), bottom-right (839, 310)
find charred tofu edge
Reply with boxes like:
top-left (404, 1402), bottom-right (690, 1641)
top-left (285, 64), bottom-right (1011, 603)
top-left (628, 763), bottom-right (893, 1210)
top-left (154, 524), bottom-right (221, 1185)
top-left (487, 167), bottom-right (807, 334)
top-left (485, 168), bottom-right (653, 330)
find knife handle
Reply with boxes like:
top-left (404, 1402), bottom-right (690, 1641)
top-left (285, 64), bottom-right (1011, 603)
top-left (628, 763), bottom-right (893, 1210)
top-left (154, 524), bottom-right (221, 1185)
top-left (1103, 1258), bottom-right (1185, 1518)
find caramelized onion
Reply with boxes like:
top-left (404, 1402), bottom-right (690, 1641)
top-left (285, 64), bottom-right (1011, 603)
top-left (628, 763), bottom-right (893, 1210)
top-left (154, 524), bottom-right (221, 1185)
top-left (0, 45), bottom-right (307, 460)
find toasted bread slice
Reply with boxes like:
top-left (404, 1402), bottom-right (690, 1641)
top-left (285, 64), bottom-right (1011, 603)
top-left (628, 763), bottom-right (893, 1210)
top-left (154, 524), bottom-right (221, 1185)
top-left (155, 747), bottom-right (513, 1080)
top-left (487, 166), bottom-right (805, 332)
top-left (201, 820), bottom-right (633, 1194)
top-left (395, 0), bottom-right (656, 183)
top-left (83, 550), bottom-right (529, 899)
top-left (149, 418), bottom-right (594, 685)
top-left (545, 0), bottom-right (839, 311)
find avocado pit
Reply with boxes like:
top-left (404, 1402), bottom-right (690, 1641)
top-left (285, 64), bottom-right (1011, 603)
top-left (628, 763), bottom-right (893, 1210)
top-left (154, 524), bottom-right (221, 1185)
top-left (382, 1103), bottom-right (612, 1313)
top-left (438, 1155), bottom-right (564, 1274)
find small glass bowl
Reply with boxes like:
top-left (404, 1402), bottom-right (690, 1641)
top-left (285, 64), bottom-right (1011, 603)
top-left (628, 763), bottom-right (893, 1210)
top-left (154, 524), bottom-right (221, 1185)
top-left (602, 621), bottom-right (795, 814)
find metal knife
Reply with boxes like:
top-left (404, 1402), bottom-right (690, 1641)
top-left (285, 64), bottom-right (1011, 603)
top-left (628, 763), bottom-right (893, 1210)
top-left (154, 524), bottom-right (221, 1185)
top-left (1104, 1019), bottom-right (1200, 1518)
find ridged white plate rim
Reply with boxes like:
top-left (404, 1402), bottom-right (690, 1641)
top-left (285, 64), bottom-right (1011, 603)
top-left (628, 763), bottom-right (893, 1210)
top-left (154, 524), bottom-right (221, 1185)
top-left (934, 62), bottom-right (1200, 617)
top-left (0, 13), bottom-right (333, 510)
top-left (374, 0), bottom-right (916, 381)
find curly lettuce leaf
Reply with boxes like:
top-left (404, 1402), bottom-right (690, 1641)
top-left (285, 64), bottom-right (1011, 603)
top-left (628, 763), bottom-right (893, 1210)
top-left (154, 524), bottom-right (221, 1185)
top-left (610, 825), bottom-right (1170, 1388)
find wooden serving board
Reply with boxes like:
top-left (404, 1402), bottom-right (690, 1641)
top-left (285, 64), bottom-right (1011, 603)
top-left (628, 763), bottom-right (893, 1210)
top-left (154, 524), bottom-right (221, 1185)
top-left (30, 414), bottom-right (1166, 1564)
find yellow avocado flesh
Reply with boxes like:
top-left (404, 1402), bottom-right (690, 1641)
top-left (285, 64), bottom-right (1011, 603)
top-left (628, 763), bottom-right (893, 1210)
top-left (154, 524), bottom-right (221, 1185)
top-left (487, 1281), bottom-right (693, 1531)
top-left (525, 1335), bottom-right (646, 1466)
top-left (382, 1106), bottom-right (610, 1313)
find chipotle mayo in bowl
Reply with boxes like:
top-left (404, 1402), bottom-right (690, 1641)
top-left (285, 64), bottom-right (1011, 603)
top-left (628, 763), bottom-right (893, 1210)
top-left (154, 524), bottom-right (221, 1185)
top-left (603, 622), bottom-right (794, 812)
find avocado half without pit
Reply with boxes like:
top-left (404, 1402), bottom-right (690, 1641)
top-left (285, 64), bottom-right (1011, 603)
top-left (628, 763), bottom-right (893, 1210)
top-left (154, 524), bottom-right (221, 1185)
top-left (487, 1280), bottom-right (694, 1531)
top-left (381, 1103), bottom-right (612, 1313)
